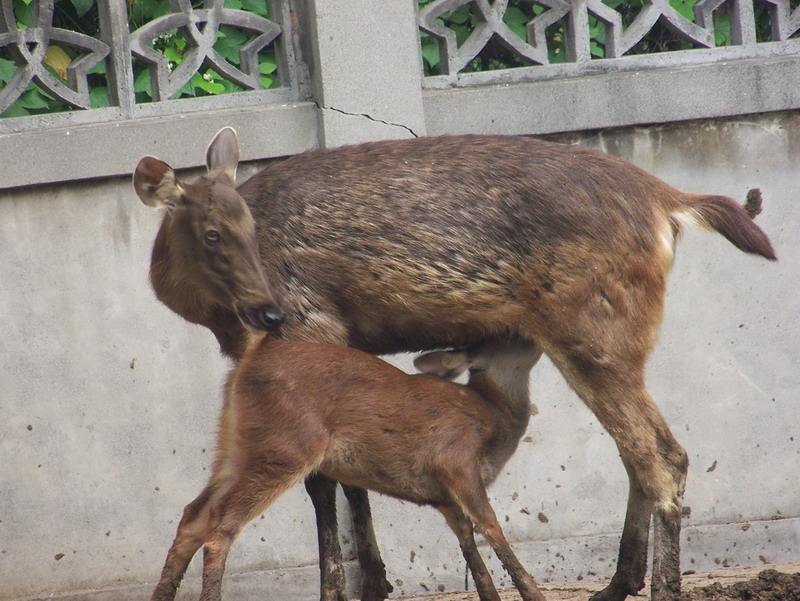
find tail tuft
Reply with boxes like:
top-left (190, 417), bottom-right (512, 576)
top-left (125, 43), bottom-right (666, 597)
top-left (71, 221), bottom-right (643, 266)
top-left (744, 188), bottom-right (763, 219)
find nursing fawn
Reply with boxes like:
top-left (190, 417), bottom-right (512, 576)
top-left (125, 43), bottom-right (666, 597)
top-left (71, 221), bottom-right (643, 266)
top-left (150, 335), bottom-right (544, 601)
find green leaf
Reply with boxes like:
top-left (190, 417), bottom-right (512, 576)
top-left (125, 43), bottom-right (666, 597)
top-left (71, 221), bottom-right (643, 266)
top-left (258, 59), bottom-right (277, 74)
top-left (217, 78), bottom-right (242, 94)
top-left (260, 75), bottom-right (272, 89)
top-left (90, 86), bottom-right (110, 108)
top-left (70, 0), bottom-right (95, 18)
top-left (87, 59), bottom-right (106, 75)
top-left (420, 39), bottom-right (440, 71)
top-left (191, 71), bottom-right (225, 95)
top-left (670, 0), bottom-right (695, 21)
top-left (18, 88), bottom-right (51, 109)
top-left (589, 16), bottom-right (606, 45)
top-left (452, 24), bottom-right (471, 47)
top-left (1, 103), bottom-right (31, 118)
top-left (134, 68), bottom-right (152, 97)
top-left (224, 0), bottom-right (244, 9)
top-left (446, 5), bottom-right (471, 26)
top-left (175, 80), bottom-right (194, 98)
top-left (214, 26), bottom-right (248, 64)
top-left (164, 46), bottom-right (182, 64)
top-left (714, 13), bottom-right (731, 46)
top-left (0, 57), bottom-right (17, 84)
top-left (241, 0), bottom-right (268, 17)
top-left (504, 7), bottom-right (529, 41)
top-left (130, 0), bottom-right (169, 28)
top-left (15, 1), bottom-right (33, 27)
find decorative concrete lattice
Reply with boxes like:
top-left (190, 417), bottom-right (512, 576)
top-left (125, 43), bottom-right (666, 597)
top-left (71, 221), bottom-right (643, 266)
top-left (0, 0), bottom-right (291, 116)
top-left (418, 0), bottom-right (800, 77)
top-left (0, 1), bottom-right (109, 112)
top-left (129, 0), bottom-right (281, 102)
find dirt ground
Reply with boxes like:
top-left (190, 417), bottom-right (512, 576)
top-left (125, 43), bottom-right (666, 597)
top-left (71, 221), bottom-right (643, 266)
top-left (400, 563), bottom-right (800, 601)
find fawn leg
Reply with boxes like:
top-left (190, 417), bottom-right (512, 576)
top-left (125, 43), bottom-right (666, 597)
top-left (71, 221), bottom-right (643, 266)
top-left (439, 505), bottom-right (501, 601)
top-left (306, 474), bottom-right (349, 601)
top-left (151, 486), bottom-right (216, 601)
top-left (341, 484), bottom-right (393, 601)
top-left (449, 479), bottom-right (546, 601)
top-left (200, 470), bottom-right (311, 601)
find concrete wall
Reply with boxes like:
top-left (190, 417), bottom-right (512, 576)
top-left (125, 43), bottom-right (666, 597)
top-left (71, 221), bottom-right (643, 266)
top-left (1, 109), bottom-right (798, 600)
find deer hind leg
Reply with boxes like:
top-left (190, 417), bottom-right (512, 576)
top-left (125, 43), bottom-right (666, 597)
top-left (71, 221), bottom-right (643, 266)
top-left (341, 484), bottom-right (393, 601)
top-left (550, 352), bottom-right (688, 601)
top-left (593, 460), bottom-right (654, 601)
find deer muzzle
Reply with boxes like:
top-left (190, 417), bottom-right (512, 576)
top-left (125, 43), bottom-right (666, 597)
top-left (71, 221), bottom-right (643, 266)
top-left (234, 302), bottom-right (285, 332)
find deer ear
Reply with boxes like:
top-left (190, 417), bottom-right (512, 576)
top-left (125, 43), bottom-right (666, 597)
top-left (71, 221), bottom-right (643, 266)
top-left (414, 350), bottom-right (471, 380)
top-left (133, 156), bottom-right (184, 208)
top-left (206, 127), bottom-right (239, 183)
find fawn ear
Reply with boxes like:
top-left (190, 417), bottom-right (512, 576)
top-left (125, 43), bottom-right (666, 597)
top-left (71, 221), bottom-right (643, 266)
top-left (206, 127), bottom-right (239, 183)
top-left (414, 350), bottom-right (471, 380)
top-left (133, 156), bottom-right (184, 208)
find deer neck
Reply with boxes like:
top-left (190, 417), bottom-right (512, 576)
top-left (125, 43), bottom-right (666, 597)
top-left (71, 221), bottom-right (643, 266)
top-left (467, 367), bottom-right (533, 437)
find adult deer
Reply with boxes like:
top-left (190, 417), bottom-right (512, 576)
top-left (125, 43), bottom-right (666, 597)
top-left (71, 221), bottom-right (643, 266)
top-left (133, 128), bottom-right (775, 601)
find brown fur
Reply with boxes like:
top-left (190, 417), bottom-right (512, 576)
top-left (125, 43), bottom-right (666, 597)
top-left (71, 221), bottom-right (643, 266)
top-left (134, 130), bottom-right (776, 601)
top-left (150, 337), bottom-right (544, 601)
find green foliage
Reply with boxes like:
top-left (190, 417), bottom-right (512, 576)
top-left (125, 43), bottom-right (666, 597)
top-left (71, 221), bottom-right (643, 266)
top-left (1, 0), bottom-right (280, 118)
top-left (418, 0), bottom-right (770, 76)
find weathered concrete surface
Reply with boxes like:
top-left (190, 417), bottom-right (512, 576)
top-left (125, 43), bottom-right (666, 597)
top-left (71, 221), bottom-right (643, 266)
top-left (304, 0), bottom-right (426, 146)
top-left (1, 111), bottom-right (798, 600)
top-left (423, 55), bottom-right (800, 137)
top-left (402, 563), bottom-right (800, 601)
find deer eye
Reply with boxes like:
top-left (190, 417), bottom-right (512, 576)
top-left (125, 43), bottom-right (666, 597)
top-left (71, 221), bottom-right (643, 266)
top-left (205, 229), bottom-right (220, 244)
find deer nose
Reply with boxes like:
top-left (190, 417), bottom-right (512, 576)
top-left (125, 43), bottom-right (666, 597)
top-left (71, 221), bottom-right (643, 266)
top-left (256, 307), bottom-right (285, 331)
top-left (235, 302), bottom-right (285, 332)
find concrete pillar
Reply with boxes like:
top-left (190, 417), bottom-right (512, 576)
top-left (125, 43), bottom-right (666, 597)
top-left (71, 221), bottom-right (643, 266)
top-left (305, 0), bottom-right (427, 147)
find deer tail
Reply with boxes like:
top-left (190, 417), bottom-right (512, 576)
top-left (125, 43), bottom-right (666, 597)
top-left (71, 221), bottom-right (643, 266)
top-left (673, 189), bottom-right (777, 261)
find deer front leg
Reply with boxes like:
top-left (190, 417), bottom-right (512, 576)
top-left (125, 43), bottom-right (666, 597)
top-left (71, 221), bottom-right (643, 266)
top-left (306, 474), bottom-right (349, 601)
top-left (341, 484), bottom-right (393, 601)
